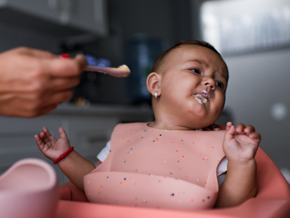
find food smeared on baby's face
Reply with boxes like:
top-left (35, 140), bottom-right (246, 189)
top-left (193, 90), bottom-right (210, 105)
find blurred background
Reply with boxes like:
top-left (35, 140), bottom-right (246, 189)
top-left (0, 0), bottom-right (289, 184)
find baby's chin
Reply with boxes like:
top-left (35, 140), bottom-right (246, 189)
top-left (183, 113), bottom-right (219, 130)
top-left (181, 120), bottom-right (216, 130)
top-left (190, 106), bottom-right (223, 126)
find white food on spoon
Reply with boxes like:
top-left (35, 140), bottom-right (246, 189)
top-left (114, 64), bottom-right (130, 72)
top-left (112, 65), bottom-right (131, 77)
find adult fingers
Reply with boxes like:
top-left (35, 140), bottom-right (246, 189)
top-left (74, 54), bottom-right (87, 69)
top-left (49, 76), bottom-right (80, 92)
top-left (16, 103), bottom-right (58, 118)
top-left (17, 47), bottom-right (58, 59)
top-left (0, 93), bottom-right (58, 117)
top-left (13, 89), bottom-right (73, 106)
top-left (32, 104), bottom-right (58, 117)
top-left (45, 89), bottom-right (73, 105)
top-left (19, 47), bottom-right (86, 69)
top-left (22, 75), bottom-right (80, 94)
top-left (43, 55), bottom-right (86, 77)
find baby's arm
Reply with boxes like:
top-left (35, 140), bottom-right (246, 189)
top-left (215, 122), bottom-right (261, 208)
top-left (34, 127), bottom-right (95, 192)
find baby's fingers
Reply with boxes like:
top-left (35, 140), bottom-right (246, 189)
top-left (236, 123), bottom-right (246, 133)
top-left (244, 125), bottom-right (256, 133)
top-left (38, 131), bottom-right (45, 139)
top-left (226, 122), bottom-right (234, 130)
top-left (34, 135), bottom-right (45, 150)
top-left (43, 127), bottom-right (53, 138)
top-left (224, 124), bottom-right (236, 141)
top-left (248, 132), bottom-right (261, 141)
top-left (59, 127), bottom-right (68, 139)
top-left (42, 127), bottom-right (57, 144)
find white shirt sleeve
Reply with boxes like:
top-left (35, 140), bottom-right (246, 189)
top-left (217, 156), bottom-right (228, 176)
top-left (97, 140), bottom-right (111, 162)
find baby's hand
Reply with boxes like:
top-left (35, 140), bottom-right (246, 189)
top-left (223, 122), bottom-right (261, 165)
top-left (34, 127), bottom-right (71, 161)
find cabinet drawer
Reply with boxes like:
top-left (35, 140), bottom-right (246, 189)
top-left (0, 115), bottom-right (61, 134)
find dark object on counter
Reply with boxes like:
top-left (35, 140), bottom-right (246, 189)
top-left (70, 55), bottom-right (112, 104)
top-left (125, 35), bottom-right (167, 104)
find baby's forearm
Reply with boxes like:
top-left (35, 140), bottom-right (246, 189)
top-left (57, 150), bottom-right (96, 192)
top-left (215, 160), bottom-right (257, 208)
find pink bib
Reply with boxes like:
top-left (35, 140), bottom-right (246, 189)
top-left (84, 123), bottom-right (225, 210)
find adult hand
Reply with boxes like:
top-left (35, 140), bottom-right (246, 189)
top-left (0, 47), bottom-right (87, 117)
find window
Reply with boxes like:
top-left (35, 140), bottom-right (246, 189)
top-left (200, 0), bottom-right (290, 55)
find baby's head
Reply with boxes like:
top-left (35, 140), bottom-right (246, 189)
top-left (146, 40), bottom-right (229, 130)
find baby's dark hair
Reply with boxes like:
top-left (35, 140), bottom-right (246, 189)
top-left (151, 40), bottom-right (221, 72)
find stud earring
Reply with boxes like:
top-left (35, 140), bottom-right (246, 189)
top-left (155, 92), bottom-right (158, 98)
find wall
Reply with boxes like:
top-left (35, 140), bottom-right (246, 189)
top-left (224, 48), bottom-right (290, 169)
top-left (0, 21), bottom-right (60, 53)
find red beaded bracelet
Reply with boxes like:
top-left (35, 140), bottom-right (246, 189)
top-left (53, 147), bottom-right (74, 164)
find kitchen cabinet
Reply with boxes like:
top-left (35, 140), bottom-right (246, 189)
top-left (0, 0), bottom-right (108, 36)
top-left (0, 104), bottom-right (153, 185)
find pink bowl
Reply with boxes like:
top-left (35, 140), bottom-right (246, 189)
top-left (0, 158), bottom-right (59, 218)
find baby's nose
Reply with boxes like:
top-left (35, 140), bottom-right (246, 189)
top-left (203, 78), bottom-right (215, 90)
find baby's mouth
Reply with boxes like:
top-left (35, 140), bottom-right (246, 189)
top-left (193, 90), bottom-right (210, 104)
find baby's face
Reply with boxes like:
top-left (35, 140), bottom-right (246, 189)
top-left (157, 45), bottom-right (228, 129)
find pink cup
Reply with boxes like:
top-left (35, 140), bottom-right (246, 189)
top-left (0, 158), bottom-right (59, 218)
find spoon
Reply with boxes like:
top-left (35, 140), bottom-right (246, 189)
top-left (60, 54), bottom-right (131, 78)
top-left (84, 64), bottom-right (131, 78)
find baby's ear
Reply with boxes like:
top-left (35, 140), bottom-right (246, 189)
top-left (146, 72), bottom-right (161, 97)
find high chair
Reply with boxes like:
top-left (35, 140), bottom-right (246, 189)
top-left (55, 147), bottom-right (290, 218)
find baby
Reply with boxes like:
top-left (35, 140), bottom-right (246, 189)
top-left (35, 40), bottom-right (261, 210)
